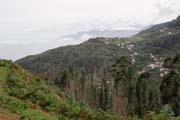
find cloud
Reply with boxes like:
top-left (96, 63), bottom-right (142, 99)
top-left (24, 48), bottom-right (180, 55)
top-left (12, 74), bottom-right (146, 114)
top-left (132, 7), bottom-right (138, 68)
top-left (0, 40), bottom-right (50, 45)
top-left (153, 0), bottom-right (180, 23)
top-left (1, 0), bottom-right (180, 60)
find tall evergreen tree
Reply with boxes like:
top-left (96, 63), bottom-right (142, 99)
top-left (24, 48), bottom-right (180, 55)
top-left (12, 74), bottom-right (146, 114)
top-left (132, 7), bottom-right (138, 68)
top-left (160, 54), bottom-right (180, 115)
top-left (111, 56), bottom-right (137, 115)
top-left (136, 72), bottom-right (150, 116)
top-left (60, 70), bottom-right (69, 89)
top-left (99, 72), bottom-right (109, 111)
top-left (80, 70), bottom-right (86, 102)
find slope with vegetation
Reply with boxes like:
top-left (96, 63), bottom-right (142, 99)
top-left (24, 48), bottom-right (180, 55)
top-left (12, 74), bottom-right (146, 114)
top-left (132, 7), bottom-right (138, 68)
top-left (15, 15), bottom-right (180, 118)
top-left (0, 59), bottom-right (119, 120)
top-left (16, 15), bottom-right (180, 77)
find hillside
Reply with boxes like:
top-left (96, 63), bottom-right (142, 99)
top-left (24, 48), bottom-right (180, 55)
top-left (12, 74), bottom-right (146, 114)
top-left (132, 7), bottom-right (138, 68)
top-left (0, 60), bottom-right (119, 120)
top-left (134, 15), bottom-right (180, 55)
top-left (15, 15), bottom-right (180, 117)
top-left (1, 58), bottom-right (180, 120)
top-left (16, 37), bottom-right (130, 78)
top-left (16, 16), bottom-right (180, 78)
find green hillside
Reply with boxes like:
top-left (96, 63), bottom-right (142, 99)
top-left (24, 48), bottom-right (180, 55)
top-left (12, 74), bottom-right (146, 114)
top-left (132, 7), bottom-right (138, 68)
top-left (15, 15), bottom-right (180, 118)
top-left (134, 15), bottom-right (180, 56)
top-left (16, 16), bottom-right (180, 79)
top-left (0, 60), bottom-right (119, 120)
top-left (16, 37), bottom-right (130, 78)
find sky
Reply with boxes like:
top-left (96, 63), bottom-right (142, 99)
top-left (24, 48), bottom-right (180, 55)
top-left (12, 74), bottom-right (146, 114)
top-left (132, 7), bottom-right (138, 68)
top-left (1, 0), bottom-right (180, 60)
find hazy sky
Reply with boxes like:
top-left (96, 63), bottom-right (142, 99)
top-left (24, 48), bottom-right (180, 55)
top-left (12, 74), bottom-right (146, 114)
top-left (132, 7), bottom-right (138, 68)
top-left (1, 0), bottom-right (180, 60)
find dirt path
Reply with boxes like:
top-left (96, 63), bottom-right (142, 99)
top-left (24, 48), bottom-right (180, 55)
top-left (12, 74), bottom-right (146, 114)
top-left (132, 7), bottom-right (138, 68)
top-left (0, 114), bottom-right (15, 120)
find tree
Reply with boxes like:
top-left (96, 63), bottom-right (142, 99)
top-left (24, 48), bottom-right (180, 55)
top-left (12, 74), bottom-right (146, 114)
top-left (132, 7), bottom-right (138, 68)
top-left (160, 54), bottom-right (180, 115)
top-left (99, 71), bottom-right (109, 111)
top-left (160, 71), bottom-right (180, 115)
top-left (136, 72), bottom-right (150, 116)
top-left (80, 70), bottom-right (86, 103)
top-left (111, 56), bottom-right (137, 115)
top-left (60, 70), bottom-right (70, 89)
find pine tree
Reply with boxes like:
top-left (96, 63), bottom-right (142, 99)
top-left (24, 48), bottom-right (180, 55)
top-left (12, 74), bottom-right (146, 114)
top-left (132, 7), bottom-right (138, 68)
top-left (160, 71), bottom-right (180, 115)
top-left (99, 72), bottom-right (109, 111)
top-left (80, 70), bottom-right (86, 102)
top-left (111, 56), bottom-right (137, 115)
top-left (160, 54), bottom-right (180, 115)
top-left (136, 72), bottom-right (150, 116)
top-left (60, 70), bottom-right (69, 89)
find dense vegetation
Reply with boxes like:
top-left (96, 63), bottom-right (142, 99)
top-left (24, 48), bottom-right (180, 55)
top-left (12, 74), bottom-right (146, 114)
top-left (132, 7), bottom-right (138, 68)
top-left (0, 60), bottom-right (119, 120)
top-left (1, 58), bottom-right (180, 119)
top-left (111, 54), bottom-right (180, 117)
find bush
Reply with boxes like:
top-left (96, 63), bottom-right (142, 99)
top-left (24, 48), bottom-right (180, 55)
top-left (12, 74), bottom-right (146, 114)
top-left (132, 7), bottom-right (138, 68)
top-left (57, 100), bottom-right (92, 119)
top-left (160, 105), bottom-right (175, 117)
top-left (58, 115), bottom-right (71, 120)
top-left (19, 109), bottom-right (59, 120)
top-left (31, 89), bottom-right (58, 111)
top-left (0, 96), bottom-right (27, 111)
top-left (90, 110), bottom-right (119, 120)
top-left (0, 60), bottom-right (12, 67)
top-left (146, 105), bottom-right (175, 120)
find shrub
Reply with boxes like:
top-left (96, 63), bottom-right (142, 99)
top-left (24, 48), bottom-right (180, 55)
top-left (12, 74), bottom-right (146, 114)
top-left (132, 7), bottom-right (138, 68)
top-left (31, 89), bottom-right (58, 111)
top-left (57, 100), bottom-right (92, 119)
top-left (0, 60), bottom-right (12, 67)
top-left (160, 104), bottom-right (175, 117)
top-left (0, 96), bottom-right (27, 111)
top-left (18, 109), bottom-right (59, 120)
top-left (146, 105), bottom-right (175, 120)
